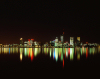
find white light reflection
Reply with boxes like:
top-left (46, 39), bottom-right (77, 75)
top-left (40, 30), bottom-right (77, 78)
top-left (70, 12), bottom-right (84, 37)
top-left (70, 48), bottom-right (74, 61)
top-left (55, 48), bottom-right (58, 62)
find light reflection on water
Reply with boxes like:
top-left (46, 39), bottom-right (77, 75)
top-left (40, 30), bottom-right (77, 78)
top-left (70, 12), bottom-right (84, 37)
top-left (0, 47), bottom-right (100, 67)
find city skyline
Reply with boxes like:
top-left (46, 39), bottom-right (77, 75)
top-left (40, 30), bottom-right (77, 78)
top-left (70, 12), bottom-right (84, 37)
top-left (0, 1), bottom-right (100, 75)
top-left (0, 1), bottom-right (99, 44)
top-left (0, 34), bottom-right (100, 45)
top-left (0, 35), bottom-right (99, 48)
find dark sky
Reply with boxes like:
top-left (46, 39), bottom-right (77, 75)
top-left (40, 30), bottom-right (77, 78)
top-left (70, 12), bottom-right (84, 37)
top-left (0, 0), bottom-right (99, 44)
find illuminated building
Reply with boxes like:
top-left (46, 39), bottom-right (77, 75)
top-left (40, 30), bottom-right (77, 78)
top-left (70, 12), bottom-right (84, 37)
top-left (0, 44), bottom-right (2, 47)
top-left (20, 38), bottom-right (23, 45)
top-left (76, 37), bottom-right (80, 46)
top-left (58, 43), bottom-right (62, 47)
top-left (27, 39), bottom-right (34, 46)
top-left (63, 43), bottom-right (68, 47)
top-left (34, 41), bottom-right (40, 47)
top-left (66, 42), bottom-right (69, 46)
top-left (55, 43), bottom-right (58, 47)
top-left (24, 41), bottom-right (28, 47)
top-left (55, 37), bottom-right (58, 47)
top-left (12, 44), bottom-right (19, 47)
top-left (70, 37), bottom-right (74, 46)
top-left (30, 39), bottom-right (34, 46)
top-left (51, 41), bottom-right (55, 46)
top-left (60, 34), bottom-right (64, 43)
top-left (55, 37), bottom-right (58, 43)
top-left (80, 42), bottom-right (83, 46)
top-left (34, 41), bottom-right (37, 45)
top-left (77, 37), bottom-right (80, 41)
top-left (31, 39), bottom-right (34, 46)
top-left (50, 41), bottom-right (51, 46)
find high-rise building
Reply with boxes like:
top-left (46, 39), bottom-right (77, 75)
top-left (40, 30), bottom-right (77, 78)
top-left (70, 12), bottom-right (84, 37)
top-left (60, 35), bottom-right (64, 43)
top-left (50, 41), bottom-right (55, 46)
top-left (55, 37), bottom-right (58, 43)
top-left (70, 37), bottom-right (74, 46)
top-left (55, 37), bottom-right (59, 47)
top-left (77, 37), bottom-right (80, 46)
top-left (77, 37), bottom-right (80, 42)
top-left (20, 38), bottom-right (23, 45)
top-left (30, 39), bottom-right (34, 45)
top-left (28, 39), bottom-right (34, 46)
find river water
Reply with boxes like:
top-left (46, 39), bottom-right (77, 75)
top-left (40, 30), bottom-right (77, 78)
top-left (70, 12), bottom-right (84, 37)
top-left (0, 47), bottom-right (100, 74)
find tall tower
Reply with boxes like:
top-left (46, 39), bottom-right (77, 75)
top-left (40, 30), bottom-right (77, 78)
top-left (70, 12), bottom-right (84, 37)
top-left (60, 35), bottom-right (64, 43)
top-left (20, 38), bottom-right (23, 45)
top-left (60, 29), bottom-right (64, 43)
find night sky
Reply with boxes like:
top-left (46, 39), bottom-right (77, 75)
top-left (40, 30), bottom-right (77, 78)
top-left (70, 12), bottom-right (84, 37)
top-left (0, 0), bottom-right (99, 44)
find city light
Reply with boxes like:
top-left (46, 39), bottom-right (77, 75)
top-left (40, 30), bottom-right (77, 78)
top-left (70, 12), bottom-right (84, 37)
top-left (0, 34), bottom-right (99, 69)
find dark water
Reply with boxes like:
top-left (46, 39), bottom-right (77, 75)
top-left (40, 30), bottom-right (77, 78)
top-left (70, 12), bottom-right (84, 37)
top-left (0, 47), bottom-right (100, 75)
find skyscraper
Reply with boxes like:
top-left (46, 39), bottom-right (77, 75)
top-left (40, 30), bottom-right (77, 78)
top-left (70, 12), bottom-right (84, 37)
top-left (55, 37), bottom-right (58, 43)
top-left (60, 34), bottom-right (64, 43)
top-left (70, 37), bottom-right (74, 46)
top-left (77, 37), bottom-right (80, 46)
top-left (27, 39), bottom-right (34, 46)
top-left (77, 37), bottom-right (80, 42)
top-left (60, 29), bottom-right (64, 44)
top-left (55, 37), bottom-right (58, 47)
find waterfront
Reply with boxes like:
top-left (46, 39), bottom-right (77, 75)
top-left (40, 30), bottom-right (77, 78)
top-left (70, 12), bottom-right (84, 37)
top-left (0, 47), bottom-right (100, 74)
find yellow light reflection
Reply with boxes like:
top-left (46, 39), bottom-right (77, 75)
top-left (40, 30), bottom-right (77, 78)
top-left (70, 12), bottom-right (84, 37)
top-left (93, 47), bottom-right (95, 55)
top-left (4, 48), bottom-right (9, 54)
top-left (34, 48), bottom-right (38, 57)
top-left (20, 53), bottom-right (22, 61)
top-left (77, 53), bottom-right (80, 60)
top-left (20, 48), bottom-right (23, 61)
top-left (44, 48), bottom-right (46, 54)
top-left (98, 47), bottom-right (100, 53)
top-left (47, 48), bottom-right (48, 54)
top-left (2, 48), bottom-right (4, 53)
top-left (10, 48), bottom-right (12, 53)
top-left (39, 48), bottom-right (41, 53)
top-left (0, 48), bottom-right (1, 53)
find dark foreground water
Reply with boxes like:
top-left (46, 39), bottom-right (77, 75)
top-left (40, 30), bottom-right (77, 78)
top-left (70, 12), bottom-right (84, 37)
top-left (0, 47), bottom-right (100, 75)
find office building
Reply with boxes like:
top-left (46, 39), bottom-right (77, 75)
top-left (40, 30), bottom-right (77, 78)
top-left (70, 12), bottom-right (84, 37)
top-left (24, 41), bottom-right (28, 47)
top-left (70, 37), bottom-right (74, 46)
top-left (60, 34), bottom-right (64, 43)
top-left (51, 41), bottom-right (55, 46)
top-left (77, 37), bottom-right (80, 42)
top-left (77, 37), bottom-right (80, 46)
top-left (55, 37), bottom-right (58, 43)
top-left (28, 39), bottom-right (34, 46)
top-left (55, 37), bottom-right (58, 47)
